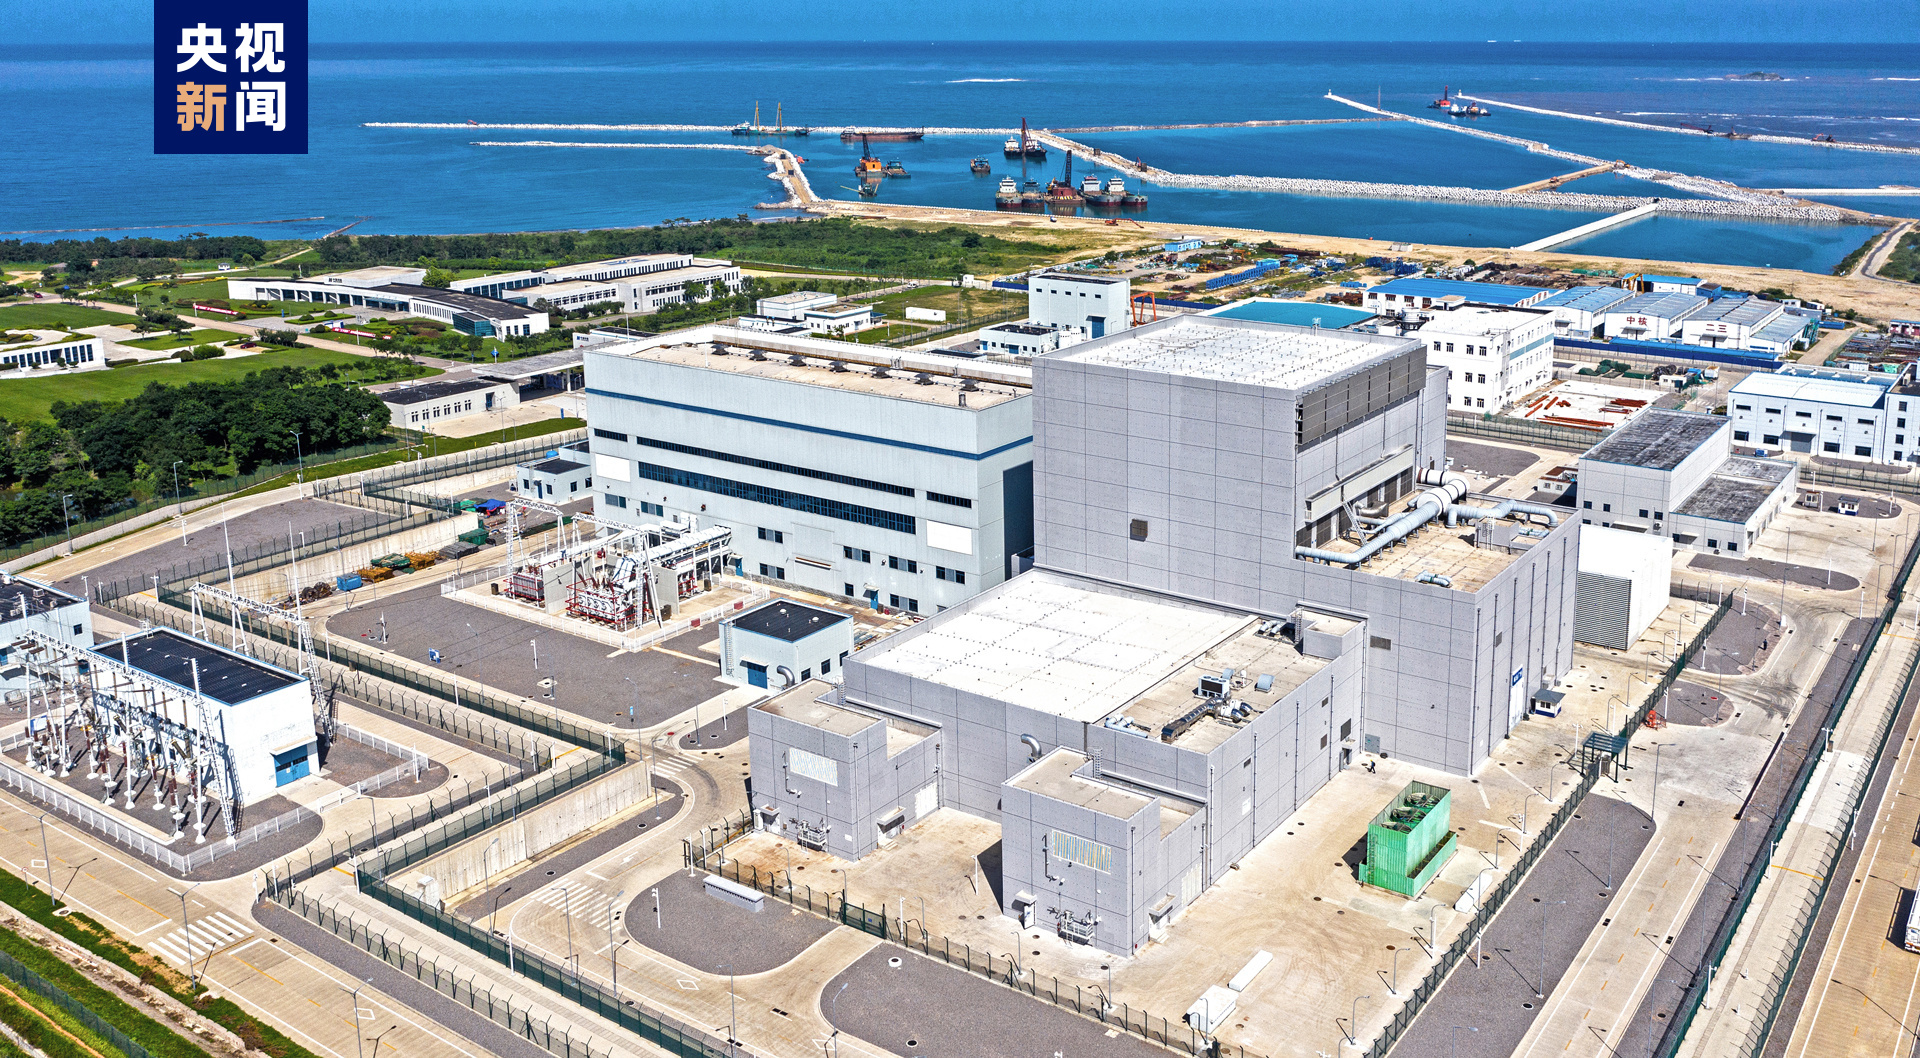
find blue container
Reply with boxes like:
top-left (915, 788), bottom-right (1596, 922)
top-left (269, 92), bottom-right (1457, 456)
top-left (336, 573), bottom-right (363, 591)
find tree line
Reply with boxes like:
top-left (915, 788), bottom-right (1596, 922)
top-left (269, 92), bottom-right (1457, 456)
top-left (0, 235), bottom-right (272, 282)
top-left (0, 365), bottom-right (389, 549)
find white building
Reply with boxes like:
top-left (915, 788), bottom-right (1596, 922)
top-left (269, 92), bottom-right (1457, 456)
top-left (1576, 408), bottom-right (1798, 554)
top-left (451, 253), bottom-right (697, 300)
top-left (1361, 277), bottom-right (1554, 313)
top-left (1601, 293), bottom-right (1708, 342)
top-left (524, 280), bottom-right (622, 313)
top-left (1407, 303), bottom-right (1554, 413)
top-left (1533, 286), bottom-right (1634, 340)
top-left (1575, 526), bottom-right (1672, 650)
top-left (381, 377), bottom-right (522, 430)
top-left (1746, 312), bottom-right (1818, 356)
top-left (516, 440), bottom-right (592, 502)
top-left (231, 270), bottom-right (549, 338)
top-left (745, 292), bottom-right (881, 336)
top-left (1677, 297), bottom-right (1786, 349)
top-left (717, 599), bottom-right (855, 689)
top-left (1728, 365), bottom-right (1918, 464)
top-left (1641, 274), bottom-right (1704, 295)
top-left (1027, 272), bottom-right (1131, 339)
top-left (450, 254), bottom-right (742, 317)
top-left (0, 578), bottom-right (93, 696)
top-left (584, 325), bottom-right (1035, 615)
top-left (978, 322), bottom-right (1072, 358)
top-left (757, 291), bottom-right (840, 321)
top-left (0, 332), bottom-right (103, 373)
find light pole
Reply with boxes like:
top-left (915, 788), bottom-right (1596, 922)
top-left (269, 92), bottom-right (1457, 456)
top-left (608, 890), bottom-right (624, 992)
top-left (172, 461), bottom-right (186, 545)
top-left (338, 983), bottom-right (365, 1058)
top-left (489, 885), bottom-right (512, 933)
top-left (60, 494), bottom-right (74, 554)
top-left (37, 815), bottom-right (56, 911)
top-left (828, 981), bottom-right (850, 1058)
top-left (718, 962), bottom-right (738, 1055)
top-left (166, 882), bottom-right (201, 985)
top-left (289, 430), bottom-right (304, 486)
top-left (561, 886), bottom-right (575, 969)
top-left (1345, 994), bottom-right (1372, 1046)
top-left (1652, 743), bottom-right (1666, 817)
top-left (1538, 899), bottom-right (1567, 998)
top-left (367, 1026), bottom-right (397, 1055)
top-left (1520, 792), bottom-right (1539, 836)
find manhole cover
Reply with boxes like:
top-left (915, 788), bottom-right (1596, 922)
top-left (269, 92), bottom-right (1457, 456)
top-left (907, 1040), bottom-right (918, 1048)
top-left (1523, 1002), bottom-right (1534, 1010)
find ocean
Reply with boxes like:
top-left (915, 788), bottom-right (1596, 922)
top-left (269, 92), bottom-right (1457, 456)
top-left (2, 41), bottom-right (1915, 271)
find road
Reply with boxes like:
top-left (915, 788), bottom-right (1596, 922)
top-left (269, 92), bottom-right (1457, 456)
top-left (1854, 220), bottom-right (1914, 285)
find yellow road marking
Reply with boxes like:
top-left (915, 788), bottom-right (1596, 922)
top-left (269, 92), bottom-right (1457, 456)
top-left (648, 646), bottom-right (719, 667)
top-left (230, 952), bottom-right (283, 984)
top-left (116, 891), bottom-right (169, 920)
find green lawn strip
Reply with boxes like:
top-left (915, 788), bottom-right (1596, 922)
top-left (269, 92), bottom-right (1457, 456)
top-left (0, 926), bottom-right (209, 1058)
top-left (0, 875), bottom-right (319, 1058)
top-left (0, 350), bottom-right (434, 422)
top-left (0, 990), bottom-right (105, 1058)
top-left (0, 306), bottom-right (129, 330)
top-left (230, 415), bottom-right (584, 499)
top-left (0, 1023), bottom-right (32, 1058)
top-left (116, 329), bottom-right (234, 351)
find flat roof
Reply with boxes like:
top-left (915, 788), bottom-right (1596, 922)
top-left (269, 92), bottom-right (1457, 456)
top-left (1053, 315), bottom-right (1412, 392)
top-left (528, 457), bottom-right (586, 475)
top-left (731, 600), bottom-right (851, 643)
top-left (96, 628), bottom-right (301, 706)
top-left (1413, 305), bottom-right (1545, 337)
top-left (1730, 371), bottom-right (1889, 409)
top-left (377, 284), bottom-right (541, 319)
top-left (1367, 277), bottom-right (1551, 306)
top-left (1009, 749), bottom-right (1153, 819)
top-left (0, 578), bottom-right (81, 622)
top-left (1676, 473), bottom-right (1779, 524)
top-left (1204, 299), bottom-right (1375, 329)
top-left (1691, 298), bottom-right (1782, 326)
top-left (1751, 315), bottom-right (1810, 342)
top-left (756, 679), bottom-right (935, 755)
top-left (760, 291), bottom-right (837, 306)
top-left (1643, 274), bottom-right (1701, 285)
top-left (1033, 272), bottom-right (1127, 287)
top-left (1717, 455), bottom-right (1795, 484)
top-left (381, 377), bottom-right (510, 406)
top-left (547, 253), bottom-right (690, 280)
top-left (488, 348), bottom-right (584, 379)
top-left (527, 279), bottom-right (619, 299)
top-left (1581, 409), bottom-right (1725, 470)
top-left (1535, 286), bottom-right (1634, 313)
top-left (1293, 504), bottom-right (1539, 592)
top-left (597, 335), bottom-right (1028, 409)
top-left (324, 266), bottom-right (420, 284)
top-left (1607, 293), bottom-right (1707, 320)
top-left (1117, 618), bottom-right (1331, 754)
top-left (861, 571), bottom-right (1252, 724)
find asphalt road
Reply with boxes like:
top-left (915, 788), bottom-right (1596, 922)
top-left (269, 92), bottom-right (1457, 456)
top-left (627, 870), bottom-right (835, 976)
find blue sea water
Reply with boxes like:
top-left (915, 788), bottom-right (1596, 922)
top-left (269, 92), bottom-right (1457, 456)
top-left (0, 41), bottom-right (1911, 271)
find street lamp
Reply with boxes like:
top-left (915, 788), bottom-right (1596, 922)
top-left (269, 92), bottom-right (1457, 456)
top-left (60, 494), bottom-right (74, 555)
top-left (489, 885), bottom-right (512, 933)
top-left (166, 882), bottom-right (201, 985)
top-left (828, 981), bottom-right (850, 1058)
top-left (1345, 994), bottom-right (1372, 1046)
top-left (366, 1026), bottom-right (397, 1055)
top-left (289, 430), bottom-right (304, 486)
top-left (172, 461), bottom-right (186, 545)
top-left (608, 890), bottom-right (625, 992)
top-left (718, 961), bottom-right (738, 1056)
top-left (337, 983), bottom-right (365, 1058)
top-left (1538, 899), bottom-right (1568, 998)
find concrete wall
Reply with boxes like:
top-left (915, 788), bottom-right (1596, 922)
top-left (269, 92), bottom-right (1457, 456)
top-left (718, 620), bottom-right (855, 687)
top-left (584, 350), bottom-right (1033, 615)
top-left (746, 700), bottom-right (940, 860)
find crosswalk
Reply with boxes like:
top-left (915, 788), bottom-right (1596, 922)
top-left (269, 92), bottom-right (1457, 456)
top-left (649, 754), bottom-right (695, 780)
top-left (529, 883), bottom-right (623, 931)
top-left (148, 911), bottom-right (253, 967)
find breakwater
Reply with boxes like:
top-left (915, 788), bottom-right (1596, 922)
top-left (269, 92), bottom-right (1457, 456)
top-left (1454, 95), bottom-right (1920, 157)
top-left (1026, 130), bottom-right (1849, 222)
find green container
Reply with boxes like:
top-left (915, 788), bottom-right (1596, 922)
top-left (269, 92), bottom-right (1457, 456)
top-left (1361, 780), bottom-right (1458, 898)
top-left (459, 528), bottom-right (491, 546)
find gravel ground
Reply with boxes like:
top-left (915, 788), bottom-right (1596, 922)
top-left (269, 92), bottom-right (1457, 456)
top-left (626, 870), bottom-right (835, 975)
top-left (1390, 793), bottom-right (1657, 1058)
top-left (1688, 554), bottom-right (1862, 591)
top-left (1687, 604), bottom-right (1782, 675)
top-left (1449, 441), bottom-right (1540, 480)
top-left (321, 736), bottom-right (450, 796)
top-left (679, 708), bottom-right (748, 750)
top-left (822, 943), bottom-right (1170, 1058)
top-left (326, 583), bottom-right (726, 727)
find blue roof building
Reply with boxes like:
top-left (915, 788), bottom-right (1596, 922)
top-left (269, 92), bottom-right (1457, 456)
top-left (1361, 277), bottom-right (1554, 311)
top-left (1203, 299), bottom-right (1376, 329)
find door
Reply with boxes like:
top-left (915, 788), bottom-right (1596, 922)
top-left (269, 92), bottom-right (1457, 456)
top-left (485, 392), bottom-right (495, 410)
top-left (1508, 666), bottom-right (1528, 727)
top-left (1089, 315), bottom-right (1106, 338)
top-left (744, 662), bottom-right (768, 689)
top-left (273, 746), bottom-right (311, 786)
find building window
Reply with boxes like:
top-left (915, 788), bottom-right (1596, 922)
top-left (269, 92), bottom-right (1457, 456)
top-left (888, 556), bottom-right (919, 573)
top-left (1826, 414), bottom-right (1842, 422)
top-left (604, 493), bottom-right (628, 508)
top-left (843, 546), bottom-right (871, 563)
top-left (1339, 719), bottom-right (1352, 740)
top-left (1733, 431), bottom-right (1749, 441)
top-left (888, 594), bottom-right (920, 613)
top-left (1727, 542), bottom-right (1738, 552)
top-left (1763, 435), bottom-right (1779, 445)
top-left (1602, 503), bottom-right (1611, 512)
top-left (758, 563), bottom-right (787, 579)
top-left (593, 428), bottom-right (628, 442)
top-left (1583, 500), bottom-right (1592, 509)
top-left (1859, 418), bottom-right (1875, 426)
top-left (1824, 442), bottom-right (1841, 453)
top-left (1638, 509), bottom-right (1649, 518)
top-left (634, 462), bottom-right (915, 535)
top-left (1707, 539), bottom-right (1719, 549)
top-left (633, 436), bottom-right (914, 497)
top-left (801, 668), bottom-right (812, 681)
top-left (926, 491), bottom-right (974, 509)
top-left (936, 566), bottom-right (966, 584)
top-left (1370, 636), bottom-right (1391, 650)
top-left (1655, 510), bottom-right (1664, 519)
top-left (821, 657), bottom-right (832, 674)
top-left (758, 527), bottom-right (785, 543)
top-left (640, 500), bottom-right (664, 516)
top-left (1735, 404), bottom-right (1751, 411)
top-left (1856, 445), bottom-right (1873, 456)
top-left (1475, 398), bottom-right (1484, 408)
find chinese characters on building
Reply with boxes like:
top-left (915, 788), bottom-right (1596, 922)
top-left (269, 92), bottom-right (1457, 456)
top-left (155, 2), bottom-right (306, 153)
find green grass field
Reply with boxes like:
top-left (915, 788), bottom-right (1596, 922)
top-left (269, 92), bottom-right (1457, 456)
top-left (0, 348), bottom-right (431, 422)
top-left (119, 328), bottom-right (233, 351)
top-left (0, 304), bottom-right (129, 329)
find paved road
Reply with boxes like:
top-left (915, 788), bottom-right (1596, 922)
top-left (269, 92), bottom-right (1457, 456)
top-left (1391, 794), bottom-right (1656, 1058)
top-left (627, 871), bottom-right (835, 975)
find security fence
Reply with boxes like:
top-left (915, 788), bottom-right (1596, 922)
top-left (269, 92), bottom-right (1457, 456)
top-left (1446, 412), bottom-right (1603, 453)
top-left (0, 944), bottom-right (155, 1058)
top-left (272, 887), bottom-right (650, 1058)
top-left (90, 508), bottom-right (425, 605)
top-left (1655, 531), bottom-right (1920, 1057)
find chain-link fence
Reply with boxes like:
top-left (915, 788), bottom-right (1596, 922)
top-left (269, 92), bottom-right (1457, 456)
top-left (0, 945), bottom-right (155, 1058)
top-left (91, 509), bottom-right (426, 605)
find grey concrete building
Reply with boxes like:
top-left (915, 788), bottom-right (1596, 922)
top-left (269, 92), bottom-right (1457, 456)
top-left (1576, 408), bottom-right (1797, 555)
top-left (582, 325), bottom-right (1035, 615)
top-left (749, 315), bottom-right (1582, 954)
top-left (718, 599), bottom-right (855, 689)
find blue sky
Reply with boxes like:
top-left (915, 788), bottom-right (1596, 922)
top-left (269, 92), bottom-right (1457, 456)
top-left (13, 0), bottom-right (1918, 42)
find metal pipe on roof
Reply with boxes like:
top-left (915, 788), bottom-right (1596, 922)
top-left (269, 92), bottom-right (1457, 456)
top-left (1292, 469), bottom-right (1556, 569)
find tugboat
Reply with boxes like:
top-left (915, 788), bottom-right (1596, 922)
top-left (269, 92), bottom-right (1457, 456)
top-left (994, 176), bottom-right (1022, 208)
top-left (882, 160), bottom-right (910, 177)
top-left (970, 157), bottom-right (992, 174)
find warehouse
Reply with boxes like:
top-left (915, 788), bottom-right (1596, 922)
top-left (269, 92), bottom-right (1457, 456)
top-left (751, 315), bottom-right (1580, 953)
top-left (1601, 292), bottom-right (1707, 342)
top-left (1535, 285), bottom-right (1634, 340)
top-left (1728, 365), bottom-right (1919, 465)
top-left (1361, 277), bottom-right (1554, 312)
top-left (381, 377), bottom-right (521, 429)
top-left (1677, 296), bottom-right (1786, 349)
top-left (584, 325), bottom-right (1034, 615)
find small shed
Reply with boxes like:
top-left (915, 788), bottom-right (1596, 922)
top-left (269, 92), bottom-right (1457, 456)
top-left (718, 600), bottom-right (855, 690)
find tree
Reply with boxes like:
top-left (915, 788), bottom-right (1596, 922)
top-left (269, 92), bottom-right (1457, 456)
top-left (422, 268), bottom-right (453, 288)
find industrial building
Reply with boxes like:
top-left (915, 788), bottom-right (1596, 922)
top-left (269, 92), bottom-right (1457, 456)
top-left (1389, 302), bottom-right (1555, 413)
top-left (516, 440), bottom-right (592, 501)
top-left (1728, 364), bottom-right (1920, 465)
top-left (749, 314), bottom-right (1580, 954)
top-left (718, 600), bottom-right (855, 689)
top-left (229, 269), bottom-right (550, 338)
top-left (744, 292), bottom-right (879, 336)
top-left (583, 325), bottom-right (1035, 614)
top-left (448, 253), bottom-right (743, 315)
top-left (449, 253), bottom-right (697, 300)
top-left (1535, 286), bottom-right (1634, 340)
top-left (1576, 408), bottom-right (1798, 553)
top-left (380, 377), bottom-right (521, 429)
top-left (1574, 525), bottom-right (1672, 650)
top-left (1026, 272), bottom-right (1133, 340)
top-left (0, 332), bottom-right (102, 374)
top-left (0, 577), bottom-right (93, 696)
top-left (1601, 293), bottom-right (1708, 342)
top-left (1359, 277), bottom-right (1554, 312)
